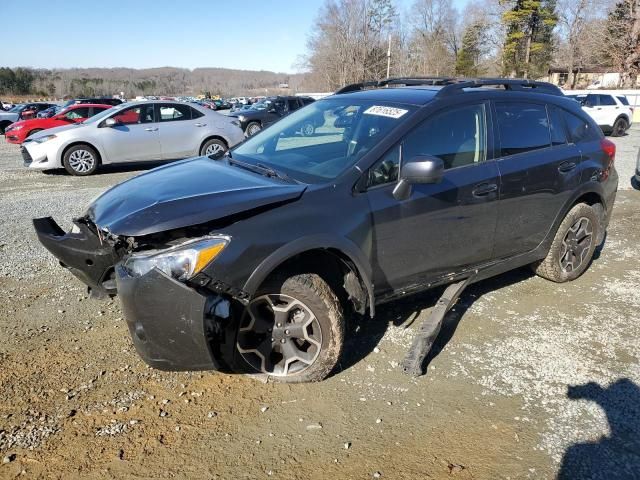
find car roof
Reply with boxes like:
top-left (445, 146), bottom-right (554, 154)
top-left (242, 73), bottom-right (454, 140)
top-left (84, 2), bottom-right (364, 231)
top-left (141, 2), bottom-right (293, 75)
top-left (327, 86), bottom-right (440, 105)
top-left (67, 103), bottom-right (112, 108)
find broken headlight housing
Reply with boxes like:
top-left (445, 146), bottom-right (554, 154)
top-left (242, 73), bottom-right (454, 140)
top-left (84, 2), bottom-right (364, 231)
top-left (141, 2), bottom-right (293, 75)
top-left (123, 236), bottom-right (229, 281)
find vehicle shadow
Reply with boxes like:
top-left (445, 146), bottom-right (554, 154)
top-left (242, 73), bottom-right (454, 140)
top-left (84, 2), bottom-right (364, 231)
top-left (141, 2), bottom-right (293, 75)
top-left (558, 379), bottom-right (640, 479)
top-left (336, 267), bottom-right (534, 376)
top-left (42, 160), bottom-right (177, 176)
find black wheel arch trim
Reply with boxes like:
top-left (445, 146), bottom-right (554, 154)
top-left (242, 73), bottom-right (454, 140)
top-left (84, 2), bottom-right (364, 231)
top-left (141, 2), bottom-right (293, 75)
top-left (242, 234), bottom-right (376, 317)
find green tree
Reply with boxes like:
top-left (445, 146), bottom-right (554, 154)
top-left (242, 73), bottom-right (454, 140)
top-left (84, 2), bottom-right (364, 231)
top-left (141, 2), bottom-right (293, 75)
top-left (502, 0), bottom-right (557, 78)
top-left (456, 22), bottom-right (486, 77)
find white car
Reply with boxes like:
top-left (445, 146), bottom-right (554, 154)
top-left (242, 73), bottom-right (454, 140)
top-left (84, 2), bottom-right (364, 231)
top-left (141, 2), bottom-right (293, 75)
top-left (567, 93), bottom-right (633, 136)
top-left (22, 101), bottom-right (245, 176)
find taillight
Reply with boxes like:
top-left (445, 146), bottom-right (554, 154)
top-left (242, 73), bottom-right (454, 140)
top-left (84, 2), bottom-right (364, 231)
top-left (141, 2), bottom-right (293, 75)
top-left (601, 138), bottom-right (616, 161)
top-left (601, 138), bottom-right (616, 180)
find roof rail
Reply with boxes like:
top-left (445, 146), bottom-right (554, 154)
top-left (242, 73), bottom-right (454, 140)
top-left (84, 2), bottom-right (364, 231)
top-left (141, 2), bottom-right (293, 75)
top-left (334, 77), bottom-right (456, 94)
top-left (334, 77), bottom-right (563, 96)
top-left (436, 78), bottom-right (563, 97)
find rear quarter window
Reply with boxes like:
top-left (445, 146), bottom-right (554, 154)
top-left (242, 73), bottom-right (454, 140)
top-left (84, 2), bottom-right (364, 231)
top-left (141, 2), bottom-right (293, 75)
top-left (617, 96), bottom-right (630, 106)
top-left (563, 110), bottom-right (600, 143)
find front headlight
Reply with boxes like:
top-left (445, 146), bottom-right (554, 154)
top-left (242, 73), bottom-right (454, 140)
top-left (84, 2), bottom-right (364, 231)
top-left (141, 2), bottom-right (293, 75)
top-left (33, 134), bottom-right (57, 143)
top-left (123, 236), bottom-right (229, 281)
top-left (6, 124), bottom-right (22, 131)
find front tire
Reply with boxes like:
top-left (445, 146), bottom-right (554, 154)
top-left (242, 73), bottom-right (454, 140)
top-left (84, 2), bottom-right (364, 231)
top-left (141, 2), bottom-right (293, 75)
top-left (532, 203), bottom-right (600, 282)
top-left (236, 274), bottom-right (344, 383)
top-left (246, 122), bottom-right (262, 136)
top-left (27, 128), bottom-right (43, 138)
top-left (62, 144), bottom-right (99, 176)
top-left (611, 117), bottom-right (628, 137)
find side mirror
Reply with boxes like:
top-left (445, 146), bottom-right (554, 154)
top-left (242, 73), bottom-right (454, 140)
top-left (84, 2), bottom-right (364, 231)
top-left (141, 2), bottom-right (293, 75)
top-left (102, 117), bottom-right (118, 127)
top-left (393, 155), bottom-right (444, 201)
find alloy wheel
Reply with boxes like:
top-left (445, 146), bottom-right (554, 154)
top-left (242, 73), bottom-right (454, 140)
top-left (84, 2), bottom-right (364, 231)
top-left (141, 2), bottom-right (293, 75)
top-left (237, 294), bottom-right (322, 376)
top-left (559, 216), bottom-right (593, 273)
top-left (68, 149), bottom-right (95, 173)
top-left (247, 124), bottom-right (261, 136)
top-left (205, 143), bottom-right (224, 156)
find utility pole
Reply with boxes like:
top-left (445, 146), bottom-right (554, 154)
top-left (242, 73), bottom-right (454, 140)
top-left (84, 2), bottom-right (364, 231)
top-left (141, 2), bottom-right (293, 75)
top-left (386, 33), bottom-right (392, 79)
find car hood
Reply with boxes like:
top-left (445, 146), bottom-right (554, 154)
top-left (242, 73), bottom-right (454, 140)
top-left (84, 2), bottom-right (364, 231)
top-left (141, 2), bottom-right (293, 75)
top-left (87, 156), bottom-right (307, 237)
top-left (228, 109), bottom-right (266, 119)
top-left (28, 123), bottom-right (84, 139)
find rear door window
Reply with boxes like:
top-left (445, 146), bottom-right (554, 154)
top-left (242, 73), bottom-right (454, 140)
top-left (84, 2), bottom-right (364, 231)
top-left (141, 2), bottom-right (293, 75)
top-left (64, 107), bottom-right (90, 120)
top-left (597, 95), bottom-right (616, 106)
top-left (158, 103), bottom-right (192, 122)
top-left (495, 102), bottom-right (551, 156)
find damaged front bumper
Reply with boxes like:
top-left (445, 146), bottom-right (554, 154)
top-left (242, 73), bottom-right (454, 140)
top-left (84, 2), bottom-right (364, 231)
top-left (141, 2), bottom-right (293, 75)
top-left (116, 265), bottom-right (240, 371)
top-left (33, 217), bottom-right (121, 297)
top-left (33, 216), bottom-right (245, 372)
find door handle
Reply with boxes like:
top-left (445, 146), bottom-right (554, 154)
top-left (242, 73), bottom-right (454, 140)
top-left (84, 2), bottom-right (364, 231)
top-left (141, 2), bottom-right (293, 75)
top-left (472, 183), bottom-right (498, 197)
top-left (194, 123), bottom-right (207, 127)
top-left (144, 127), bottom-right (158, 132)
top-left (558, 161), bottom-right (577, 173)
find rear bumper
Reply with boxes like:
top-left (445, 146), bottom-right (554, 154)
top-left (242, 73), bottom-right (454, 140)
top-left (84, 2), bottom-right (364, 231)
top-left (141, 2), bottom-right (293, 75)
top-left (32, 217), bottom-right (120, 297)
top-left (116, 265), bottom-right (240, 371)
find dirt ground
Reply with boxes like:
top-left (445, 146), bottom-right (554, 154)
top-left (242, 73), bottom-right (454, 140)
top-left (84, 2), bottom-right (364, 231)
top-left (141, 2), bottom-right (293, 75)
top-left (0, 132), bottom-right (639, 480)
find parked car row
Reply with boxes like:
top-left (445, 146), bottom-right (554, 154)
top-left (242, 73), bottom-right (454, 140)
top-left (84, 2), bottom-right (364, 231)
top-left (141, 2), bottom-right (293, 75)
top-left (228, 95), bottom-right (316, 136)
top-left (5, 104), bottom-right (112, 144)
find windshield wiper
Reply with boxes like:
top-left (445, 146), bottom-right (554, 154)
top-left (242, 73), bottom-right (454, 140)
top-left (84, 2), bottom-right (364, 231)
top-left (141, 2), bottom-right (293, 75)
top-left (226, 156), bottom-right (295, 183)
top-left (255, 163), bottom-right (295, 182)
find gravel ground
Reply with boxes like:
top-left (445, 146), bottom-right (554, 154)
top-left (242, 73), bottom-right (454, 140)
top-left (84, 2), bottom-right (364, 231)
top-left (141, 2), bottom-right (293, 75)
top-left (0, 132), bottom-right (639, 479)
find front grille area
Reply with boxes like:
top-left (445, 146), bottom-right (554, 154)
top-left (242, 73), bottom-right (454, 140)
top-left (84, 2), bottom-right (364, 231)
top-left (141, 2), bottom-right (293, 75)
top-left (21, 146), bottom-right (33, 165)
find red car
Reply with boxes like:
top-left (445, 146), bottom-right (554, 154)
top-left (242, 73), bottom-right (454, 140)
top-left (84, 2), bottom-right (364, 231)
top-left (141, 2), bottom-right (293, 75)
top-left (5, 104), bottom-right (112, 144)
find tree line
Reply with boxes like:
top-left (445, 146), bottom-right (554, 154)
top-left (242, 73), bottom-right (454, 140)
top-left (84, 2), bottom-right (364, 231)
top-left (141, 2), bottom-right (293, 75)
top-left (301, 0), bottom-right (640, 90)
top-left (0, 66), bottom-right (306, 99)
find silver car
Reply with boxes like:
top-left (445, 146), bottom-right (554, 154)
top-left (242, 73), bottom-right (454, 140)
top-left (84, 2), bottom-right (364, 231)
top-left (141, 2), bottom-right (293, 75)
top-left (22, 101), bottom-right (245, 175)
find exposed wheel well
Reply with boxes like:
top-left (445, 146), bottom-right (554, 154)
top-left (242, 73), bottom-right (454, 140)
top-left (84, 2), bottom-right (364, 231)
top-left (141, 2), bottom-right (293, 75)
top-left (61, 142), bottom-right (102, 166)
top-left (615, 114), bottom-right (630, 124)
top-left (257, 249), bottom-right (369, 316)
top-left (574, 192), bottom-right (603, 208)
top-left (0, 120), bottom-right (11, 132)
top-left (199, 136), bottom-right (228, 154)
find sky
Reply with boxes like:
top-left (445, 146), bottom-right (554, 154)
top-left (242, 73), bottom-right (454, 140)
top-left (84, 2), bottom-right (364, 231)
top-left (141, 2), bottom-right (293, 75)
top-left (1, 0), bottom-right (471, 74)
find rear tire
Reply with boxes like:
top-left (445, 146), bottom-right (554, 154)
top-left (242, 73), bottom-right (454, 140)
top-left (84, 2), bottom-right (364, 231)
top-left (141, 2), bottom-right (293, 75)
top-left (532, 203), bottom-right (600, 282)
top-left (62, 144), bottom-right (99, 176)
top-left (236, 273), bottom-right (344, 383)
top-left (0, 121), bottom-right (10, 135)
top-left (611, 117), bottom-right (628, 137)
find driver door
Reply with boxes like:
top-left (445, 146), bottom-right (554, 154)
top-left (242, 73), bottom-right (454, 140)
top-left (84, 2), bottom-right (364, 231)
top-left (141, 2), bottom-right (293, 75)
top-left (97, 104), bottom-right (162, 162)
top-left (365, 102), bottom-right (499, 294)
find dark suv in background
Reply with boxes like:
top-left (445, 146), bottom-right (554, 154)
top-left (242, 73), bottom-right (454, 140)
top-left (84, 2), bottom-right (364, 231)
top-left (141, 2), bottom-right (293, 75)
top-left (34, 78), bottom-right (617, 383)
top-left (228, 95), bottom-right (317, 136)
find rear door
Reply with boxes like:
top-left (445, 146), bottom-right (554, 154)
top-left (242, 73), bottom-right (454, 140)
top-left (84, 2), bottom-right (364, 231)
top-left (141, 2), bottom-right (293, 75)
top-left (366, 101), bottom-right (500, 292)
top-left (97, 104), bottom-right (161, 162)
top-left (156, 103), bottom-right (204, 159)
top-left (595, 94), bottom-right (619, 127)
top-left (493, 101), bottom-right (581, 259)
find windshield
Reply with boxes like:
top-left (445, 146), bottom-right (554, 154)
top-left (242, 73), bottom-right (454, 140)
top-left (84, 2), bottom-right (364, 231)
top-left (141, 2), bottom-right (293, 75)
top-left (232, 97), bottom-right (416, 183)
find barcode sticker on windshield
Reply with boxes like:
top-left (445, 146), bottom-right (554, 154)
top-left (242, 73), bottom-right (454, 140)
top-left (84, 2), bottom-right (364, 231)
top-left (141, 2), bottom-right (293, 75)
top-left (364, 106), bottom-right (408, 119)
